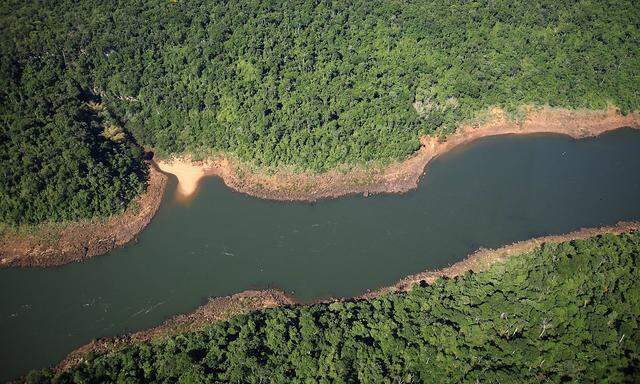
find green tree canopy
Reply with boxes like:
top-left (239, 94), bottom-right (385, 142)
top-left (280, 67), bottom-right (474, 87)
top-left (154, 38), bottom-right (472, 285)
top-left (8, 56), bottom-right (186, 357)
top-left (2, 0), bottom-right (639, 224)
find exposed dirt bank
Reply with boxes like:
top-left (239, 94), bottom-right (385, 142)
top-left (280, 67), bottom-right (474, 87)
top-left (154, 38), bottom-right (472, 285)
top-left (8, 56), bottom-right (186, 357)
top-left (57, 289), bottom-right (295, 372)
top-left (2, 107), bottom-right (636, 268)
top-left (359, 220), bottom-right (640, 299)
top-left (0, 164), bottom-right (167, 268)
top-left (55, 221), bottom-right (639, 373)
top-left (157, 107), bottom-right (639, 201)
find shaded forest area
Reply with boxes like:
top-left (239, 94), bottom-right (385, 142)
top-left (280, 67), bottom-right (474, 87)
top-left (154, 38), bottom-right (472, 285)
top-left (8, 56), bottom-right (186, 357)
top-left (2, 0), bottom-right (639, 224)
top-left (26, 232), bottom-right (640, 382)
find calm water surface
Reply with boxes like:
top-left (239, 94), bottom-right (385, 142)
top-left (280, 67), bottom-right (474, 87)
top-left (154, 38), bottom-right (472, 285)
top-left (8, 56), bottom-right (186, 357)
top-left (1, 129), bottom-right (640, 380)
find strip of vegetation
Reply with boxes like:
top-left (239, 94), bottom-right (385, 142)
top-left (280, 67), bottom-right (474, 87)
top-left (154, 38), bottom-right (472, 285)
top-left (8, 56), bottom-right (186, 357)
top-left (25, 232), bottom-right (640, 382)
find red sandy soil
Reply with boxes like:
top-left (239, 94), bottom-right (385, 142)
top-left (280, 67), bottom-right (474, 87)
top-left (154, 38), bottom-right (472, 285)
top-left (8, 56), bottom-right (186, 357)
top-left (0, 164), bottom-right (167, 268)
top-left (158, 107), bottom-right (639, 201)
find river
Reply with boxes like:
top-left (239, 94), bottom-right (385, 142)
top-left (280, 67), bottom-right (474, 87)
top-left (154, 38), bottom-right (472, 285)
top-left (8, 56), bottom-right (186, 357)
top-left (1, 128), bottom-right (640, 380)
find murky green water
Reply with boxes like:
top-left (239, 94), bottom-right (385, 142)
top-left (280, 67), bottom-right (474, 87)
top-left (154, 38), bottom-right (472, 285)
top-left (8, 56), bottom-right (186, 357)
top-left (1, 129), bottom-right (640, 380)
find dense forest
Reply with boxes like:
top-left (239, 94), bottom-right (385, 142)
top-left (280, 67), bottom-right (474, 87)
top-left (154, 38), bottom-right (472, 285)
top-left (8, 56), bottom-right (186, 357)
top-left (2, 0), bottom-right (640, 224)
top-left (0, 77), bottom-right (147, 226)
top-left (24, 232), bottom-right (640, 383)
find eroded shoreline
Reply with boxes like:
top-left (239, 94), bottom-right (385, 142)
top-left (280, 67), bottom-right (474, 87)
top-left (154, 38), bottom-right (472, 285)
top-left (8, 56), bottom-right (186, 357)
top-left (0, 164), bottom-right (168, 268)
top-left (55, 221), bottom-right (640, 373)
top-left (1, 107), bottom-right (637, 267)
top-left (158, 107), bottom-right (640, 201)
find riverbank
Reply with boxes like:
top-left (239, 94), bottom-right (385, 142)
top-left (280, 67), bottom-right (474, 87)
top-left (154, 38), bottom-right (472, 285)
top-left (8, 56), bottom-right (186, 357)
top-left (0, 164), bottom-right (167, 268)
top-left (360, 220), bottom-right (640, 298)
top-left (57, 289), bottom-right (295, 372)
top-left (2, 107), bottom-right (637, 267)
top-left (54, 221), bottom-right (640, 373)
top-left (158, 107), bottom-right (639, 201)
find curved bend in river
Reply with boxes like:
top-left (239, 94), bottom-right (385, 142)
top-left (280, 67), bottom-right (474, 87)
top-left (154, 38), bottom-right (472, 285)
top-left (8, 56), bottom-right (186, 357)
top-left (1, 128), bottom-right (640, 381)
top-left (2, 108), bottom-right (637, 267)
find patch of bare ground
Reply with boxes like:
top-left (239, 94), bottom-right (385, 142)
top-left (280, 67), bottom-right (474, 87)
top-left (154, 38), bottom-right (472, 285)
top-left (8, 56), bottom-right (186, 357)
top-left (55, 221), bottom-right (639, 374)
top-left (158, 107), bottom-right (639, 201)
top-left (0, 164), bottom-right (167, 268)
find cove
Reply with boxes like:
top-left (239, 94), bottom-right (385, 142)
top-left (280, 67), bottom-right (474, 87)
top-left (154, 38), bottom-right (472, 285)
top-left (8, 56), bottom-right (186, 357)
top-left (1, 128), bottom-right (640, 380)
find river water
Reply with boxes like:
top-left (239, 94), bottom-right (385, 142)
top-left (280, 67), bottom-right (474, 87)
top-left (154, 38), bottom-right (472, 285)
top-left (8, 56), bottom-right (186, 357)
top-left (1, 129), bottom-right (640, 380)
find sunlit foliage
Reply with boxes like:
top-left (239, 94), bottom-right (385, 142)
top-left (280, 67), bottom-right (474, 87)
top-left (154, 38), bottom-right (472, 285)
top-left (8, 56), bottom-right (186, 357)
top-left (2, 0), bottom-right (639, 224)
